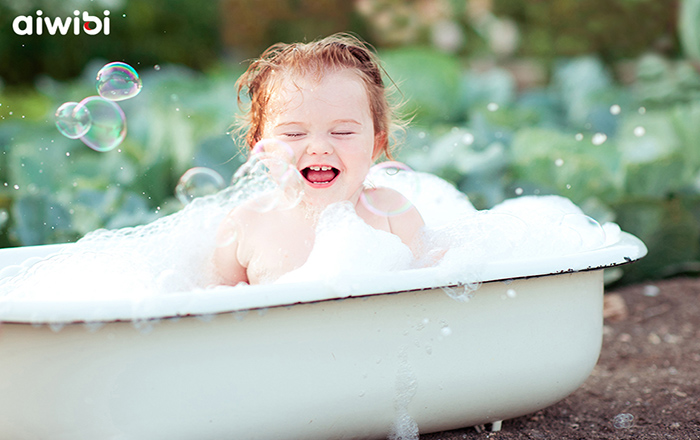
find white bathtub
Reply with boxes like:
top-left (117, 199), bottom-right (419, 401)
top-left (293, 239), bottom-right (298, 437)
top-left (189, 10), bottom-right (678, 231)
top-left (0, 232), bottom-right (646, 440)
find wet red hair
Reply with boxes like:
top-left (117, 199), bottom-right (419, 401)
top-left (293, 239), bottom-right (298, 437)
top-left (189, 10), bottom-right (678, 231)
top-left (235, 33), bottom-right (399, 159)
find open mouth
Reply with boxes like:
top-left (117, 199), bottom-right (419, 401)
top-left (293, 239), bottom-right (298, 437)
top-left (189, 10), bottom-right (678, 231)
top-left (301, 166), bottom-right (340, 187)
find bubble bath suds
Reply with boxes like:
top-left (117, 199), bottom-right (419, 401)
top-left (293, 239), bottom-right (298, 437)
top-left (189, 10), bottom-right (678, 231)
top-left (0, 167), bottom-right (621, 303)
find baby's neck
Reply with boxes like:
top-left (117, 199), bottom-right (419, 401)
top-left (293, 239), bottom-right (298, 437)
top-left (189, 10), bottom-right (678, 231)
top-left (300, 201), bottom-right (325, 225)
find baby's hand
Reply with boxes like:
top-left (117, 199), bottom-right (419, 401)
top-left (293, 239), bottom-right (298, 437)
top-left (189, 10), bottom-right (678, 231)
top-left (415, 246), bottom-right (448, 268)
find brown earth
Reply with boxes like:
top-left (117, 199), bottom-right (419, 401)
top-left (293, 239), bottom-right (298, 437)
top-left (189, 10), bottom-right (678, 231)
top-left (421, 277), bottom-right (700, 440)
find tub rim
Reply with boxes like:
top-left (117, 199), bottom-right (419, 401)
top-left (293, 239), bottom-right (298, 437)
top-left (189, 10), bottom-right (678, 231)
top-left (0, 231), bottom-right (646, 325)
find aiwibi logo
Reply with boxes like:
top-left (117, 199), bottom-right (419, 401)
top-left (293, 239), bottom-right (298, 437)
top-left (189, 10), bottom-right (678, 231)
top-left (12, 10), bottom-right (111, 36)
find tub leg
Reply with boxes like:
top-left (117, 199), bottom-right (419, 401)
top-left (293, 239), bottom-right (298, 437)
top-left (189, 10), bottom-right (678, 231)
top-left (490, 420), bottom-right (503, 432)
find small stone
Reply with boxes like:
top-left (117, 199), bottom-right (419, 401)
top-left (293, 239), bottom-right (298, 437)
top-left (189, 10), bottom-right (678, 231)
top-left (603, 293), bottom-right (628, 322)
top-left (648, 332), bottom-right (662, 345)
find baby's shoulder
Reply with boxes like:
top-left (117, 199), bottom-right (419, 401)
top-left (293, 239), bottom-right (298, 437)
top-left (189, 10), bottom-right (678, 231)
top-left (362, 186), bottom-right (412, 211)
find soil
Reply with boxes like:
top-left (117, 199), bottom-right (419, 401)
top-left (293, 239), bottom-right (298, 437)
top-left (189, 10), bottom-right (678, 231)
top-left (421, 277), bottom-right (700, 440)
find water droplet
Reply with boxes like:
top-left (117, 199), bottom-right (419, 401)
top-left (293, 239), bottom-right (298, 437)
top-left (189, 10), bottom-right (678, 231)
top-left (49, 322), bottom-right (65, 332)
top-left (612, 413), bottom-right (634, 429)
top-left (440, 283), bottom-right (477, 302)
top-left (638, 107), bottom-right (646, 115)
top-left (610, 104), bottom-right (621, 115)
top-left (441, 325), bottom-right (452, 336)
top-left (133, 319), bottom-right (157, 335)
top-left (555, 158), bottom-right (564, 167)
top-left (634, 126), bottom-right (646, 137)
top-left (575, 133), bottom-right (584, 141)
top-left (592, 133), bottom-right (607, 145)
top-left (643, 285), bottom-right (660, 297)
top-left (515, 187), bottom-right (524, 196)
top-left (196, 314), bottom-right (215, 323)
top-left (461, 132), bottom-right (475, 145)
top-left (506, 288), bottom-right (517, 298)
top-left (154, 64), bottom-right (161, 71)
top-left (83, 321), bottom-right (105, 333)
top-left (487, 102), bottom-right (499, 111)
top-left (96, 62), bottom-right (142, 101)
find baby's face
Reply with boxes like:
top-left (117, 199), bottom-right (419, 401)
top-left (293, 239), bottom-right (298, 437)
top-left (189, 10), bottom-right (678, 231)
top-left (262, 69), bottom-right (380, 207)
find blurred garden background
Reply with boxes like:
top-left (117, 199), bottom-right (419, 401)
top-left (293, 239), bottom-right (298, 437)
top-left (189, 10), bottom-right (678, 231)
top-left (1, 0), bottom-right (699, 285)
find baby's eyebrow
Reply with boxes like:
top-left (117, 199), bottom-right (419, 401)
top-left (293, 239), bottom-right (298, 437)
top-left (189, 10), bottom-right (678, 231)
top-left (273, 121), bottom-right (305, 129)
top-left (332, 119), bottom-right (362, 126)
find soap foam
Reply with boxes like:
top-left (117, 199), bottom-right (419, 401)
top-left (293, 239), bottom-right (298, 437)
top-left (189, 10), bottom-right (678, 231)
top-left (0, 170), bottom-right (621, 302)
top-left (0, 186), bottom-right (243, 300)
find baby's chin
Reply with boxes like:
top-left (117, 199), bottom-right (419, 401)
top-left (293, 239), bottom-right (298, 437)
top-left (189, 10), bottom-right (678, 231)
top-left (300, 187), bottom-right (363, 210)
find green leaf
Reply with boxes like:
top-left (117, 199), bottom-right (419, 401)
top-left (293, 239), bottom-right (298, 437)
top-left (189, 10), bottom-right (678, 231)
top-left (380, 47), bottom-right (462, 125)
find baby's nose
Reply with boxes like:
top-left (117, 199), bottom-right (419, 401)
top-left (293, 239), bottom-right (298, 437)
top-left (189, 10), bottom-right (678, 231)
top-left (305, 138), bottom-right (333, 155)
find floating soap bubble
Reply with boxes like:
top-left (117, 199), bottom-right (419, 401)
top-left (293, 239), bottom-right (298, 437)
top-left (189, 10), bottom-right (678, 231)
top-left (54, 101), bottom-right (91, 139)
top-left (73, 96), bottom-right (126, 152)
top-left (474, 211), bottom-right (529, 257)
top-left (559, 213), bottom-right (607, 250)
top-left (175, 167), bottom-right (226, 204)
top-left (251, 138), bottom-right (295, 164)
top-left (612, 413), bottom-right (634, 429)
top-left (96, 62), bottom-right (142, 101)
top-left (362, 162), bottom-right (419, 217)
top-left (231, 151), bottom-right (304, 212)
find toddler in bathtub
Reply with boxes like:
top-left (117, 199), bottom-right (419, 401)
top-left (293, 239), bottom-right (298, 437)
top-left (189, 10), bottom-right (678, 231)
top-left (213, 33), bottom-right (425, 285)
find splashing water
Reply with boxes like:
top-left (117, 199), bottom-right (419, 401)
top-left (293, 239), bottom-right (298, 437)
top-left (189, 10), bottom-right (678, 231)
top-left (388, 347), bottom-right (419, 440)
top-left (96, 62), bottom-right (142, 101)
top-left (440, 283), bottom-right (479, 302)
top-left (176, 167), bottom-right (226, 205)
top-left (73, 96), bottom-right (127, 152)
top-left (231, 149), bottom-right (304, 213)
top-left (54, 102), bottom-right (91, 139)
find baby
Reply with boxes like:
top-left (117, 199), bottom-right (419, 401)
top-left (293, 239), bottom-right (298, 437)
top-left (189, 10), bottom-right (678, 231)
top-left (214, 33), bottom-right (425, 285)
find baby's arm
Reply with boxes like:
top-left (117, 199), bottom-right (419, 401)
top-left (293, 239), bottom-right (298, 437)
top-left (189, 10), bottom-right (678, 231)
top-left (368, 187), bottom-right (425, 253)
top-left (213, 210), bottom-right (249, 285)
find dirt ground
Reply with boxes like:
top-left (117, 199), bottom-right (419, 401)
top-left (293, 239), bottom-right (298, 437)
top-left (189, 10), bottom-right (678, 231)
top-left (421, 276), bottom-right (700, 440)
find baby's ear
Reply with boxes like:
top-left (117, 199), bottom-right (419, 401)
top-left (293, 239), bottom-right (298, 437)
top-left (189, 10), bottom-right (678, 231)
top-left (372, 131), bottom-right (388, 161)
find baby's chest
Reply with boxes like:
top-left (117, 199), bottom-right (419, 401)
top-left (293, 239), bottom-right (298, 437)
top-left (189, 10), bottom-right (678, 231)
top-left (245, 226), bottom-right (314, 284)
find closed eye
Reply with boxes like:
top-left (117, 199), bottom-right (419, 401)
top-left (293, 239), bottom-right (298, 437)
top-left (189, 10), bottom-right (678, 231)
top-left (332, 131), bottom-right (355, 136)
